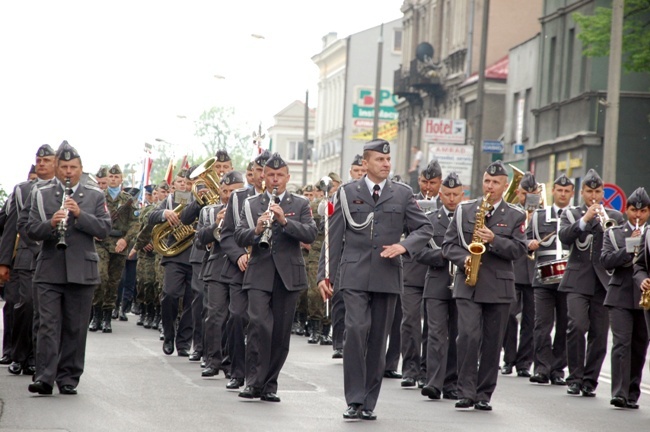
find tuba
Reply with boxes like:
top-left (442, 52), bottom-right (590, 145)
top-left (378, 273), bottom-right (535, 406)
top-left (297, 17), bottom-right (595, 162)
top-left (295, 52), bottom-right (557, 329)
top-left (465, 193), bottom-right (493, 287)
top-left (152, 158), bottom-right (222, 257)
top-left (503, 164), bottom-right (524, 204)
top-left (640, 290), bottom-right (650, 310)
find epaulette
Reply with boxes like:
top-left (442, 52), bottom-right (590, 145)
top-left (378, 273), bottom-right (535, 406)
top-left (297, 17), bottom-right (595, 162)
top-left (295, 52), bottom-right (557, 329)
top-left (506, 202), bottom-right (526, 215)
top-left (38, 182), bottom-right (56, 191)
top-left (234, 186), bottom-right (248, 193)
top-left (390, 180), bottom-right (414, 193)
top-left (83, 183), bottom-right (103, 193)
top-left (460, 199), bottom-right (478, 205)
top-left (291, 192), bottom-right (309, 202)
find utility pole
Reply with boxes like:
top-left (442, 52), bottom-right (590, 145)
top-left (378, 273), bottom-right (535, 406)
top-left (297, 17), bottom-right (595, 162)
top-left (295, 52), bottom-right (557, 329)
top-left (603, 0), bottom-right (624, 183)
top-left (302, 90), bottom-right (309, 186)
top-left (372, 23), bottom-right (384, 140)
top-left (470, 0), bottom-right (490, 198)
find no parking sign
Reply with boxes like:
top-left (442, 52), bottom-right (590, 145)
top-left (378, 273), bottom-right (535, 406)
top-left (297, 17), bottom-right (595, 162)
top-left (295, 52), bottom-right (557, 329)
top-left (602, 183), bottom-right (626, 212)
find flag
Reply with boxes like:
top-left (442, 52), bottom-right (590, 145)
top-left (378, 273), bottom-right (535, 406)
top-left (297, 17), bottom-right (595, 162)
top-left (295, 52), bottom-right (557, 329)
top-left (138, 146), bottom-right (153, 205)
top-left (164, 158), bottom-right (174, 186)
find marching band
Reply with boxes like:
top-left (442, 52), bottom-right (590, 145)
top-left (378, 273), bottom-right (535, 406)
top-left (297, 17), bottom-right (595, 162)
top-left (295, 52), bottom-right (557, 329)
top-left (0, 138), bottom-right (649, 420)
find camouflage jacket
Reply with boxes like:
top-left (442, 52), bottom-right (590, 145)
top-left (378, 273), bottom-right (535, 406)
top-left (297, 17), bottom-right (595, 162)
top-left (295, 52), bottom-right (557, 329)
top-left (99, 190), bottom-right (139, 255)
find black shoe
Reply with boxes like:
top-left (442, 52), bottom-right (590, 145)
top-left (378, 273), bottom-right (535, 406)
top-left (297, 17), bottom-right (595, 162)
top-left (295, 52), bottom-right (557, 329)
top-left (610, 396), bottom-right (626, 408)
top-left (455, 398), bottom-right (474, 409)
top-left (401, 377), bottom-right (416, 387)
top-left (177, 348), bottom-right (190, 357)
top-left (118, 303), bottom-right (129, 321)
top-left (501, 363), bottom-right (514, 375)
top-left (226, 378), bottom-right (244, 389)
top-left (8, 361), bottom-right (22, 375)
top-left (443, 390), bottom-right (459, 400)
top-left (189, 351), bottom-right (202, 361)
top-left (550, 376), bottom-right (566, 386)
top-left (581, 385), bottom-right (596, 397)
top-left (417, 378), bottom-right (426, 389)
top-left (261, 392), bottom-right (281, 402)
top-left (159, 328), bottom-right (164, 341)
top-left (517, 369), bottom-right (531, 378)
top-left (343, 404), bottom-right (361, 419)
top-left (360, 409), bottom-right (377, 420)
top-left (332, 349), bottom-right (343, 359)
top-left (529, 373), bottom-right (550, 384)
top-left (111, 308), bottom-right (119, 320)
top-left (474, 401), bottom-right (493, 411)
top-left (101, 310), bottom-right (113, 333)
top-left (0, 355), bottom-right (11, 365)
top-left (626, 400), bottom-right (639, 409)
top-left (22, 364), bottom-right (36, 376)
top-left (28, 380), bottom-right (53, 395)
top-left (421, 385), bottom-right (441, 400)
top-left (200, 360), bottom-right (207, 368)
top-left (383, 370), bottom-right (402, 379)
top-left (162, 340), bottom-right (174, 355)
top-left (59, 384), bottom-right (77, 395)
top-left (88, 306), bottom-right (101, 332)
top-left (201, 367), bottom-right (218, 377)
top-left (567, 383), bottom-right (581, 395)
top-left (238, 386), bottom-right (261, 399)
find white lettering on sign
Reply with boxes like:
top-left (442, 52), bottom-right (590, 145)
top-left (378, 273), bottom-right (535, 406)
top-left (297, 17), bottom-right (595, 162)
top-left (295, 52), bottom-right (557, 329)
top-left (422, 118), bottom-right (466, 144)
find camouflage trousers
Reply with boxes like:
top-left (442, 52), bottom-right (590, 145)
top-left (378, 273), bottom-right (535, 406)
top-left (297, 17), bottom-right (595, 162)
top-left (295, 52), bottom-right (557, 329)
top-left (306, 260), bottom-right (330, 325)
top-left (94, 246), bottom-right (126, 310)
top-left (136, 252), bottom-right (160, 305)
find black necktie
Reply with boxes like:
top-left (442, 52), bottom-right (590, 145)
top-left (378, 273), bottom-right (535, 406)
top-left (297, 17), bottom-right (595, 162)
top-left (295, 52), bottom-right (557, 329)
top-left (557, 209), bottom-right (563, 217)
top-left (66, 188), bottom-right (73, 197)
top-left (448, 212), bottom-right (453, 219)
top-left (373, 185), bottom-right (380, 203)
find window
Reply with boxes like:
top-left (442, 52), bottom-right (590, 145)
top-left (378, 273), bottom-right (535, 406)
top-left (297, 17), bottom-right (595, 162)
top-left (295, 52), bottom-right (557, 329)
top-left (565, 29), bottom-right (575, 99)
top-left (547, 36), bottom-right (556, 104)
top-left (393, 28), bottom-right (403, 53)
top-left (289, 140), bottom-right (313, 162)
top-left (523, 89), bottom-right (531, 141)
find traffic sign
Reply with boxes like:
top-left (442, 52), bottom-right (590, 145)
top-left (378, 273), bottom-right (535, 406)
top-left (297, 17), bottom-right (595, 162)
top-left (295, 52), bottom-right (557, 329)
top-left (513, 143), bottom-right (524, 154)
top-left (602, 183), bottom-right (626, 212)
top-left (482, 140), bottom-right (504, 153)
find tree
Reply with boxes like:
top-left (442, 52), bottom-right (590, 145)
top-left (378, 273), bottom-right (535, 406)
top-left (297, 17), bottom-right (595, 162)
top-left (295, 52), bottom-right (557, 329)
top-left (573, 0), bottom-right (650, 73)
top-left (0, 185), bottom-right (8, 208)
top-left (193, 106), bottom-right (254, 171)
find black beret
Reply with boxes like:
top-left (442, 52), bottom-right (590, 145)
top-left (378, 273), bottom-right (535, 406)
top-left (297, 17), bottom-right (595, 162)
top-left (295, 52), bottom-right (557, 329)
top-left (29, 164), bottom-right (36, 174)
top-left (519, 172), bottom-right (537, 193)
top-left (177, 169), bottom-right (188, 178)
top-left (485, 160), bottom-right (507, 177)
top-left (144, 185), bottom-right (154, 194)
top-left (442, 172), bottom-right (462, 188)
top-left (265, 153), bottom-right (287, 170)
top-left (628, 187), bottom-right (650, 209)
top-left (351, 154), bottom-right (363, 166)
top-left (96, 167), bottom-right (108, 178)
top-left (554, 173), bottom-right (574, 187)
top-left (123, 187), bottom-right (140, 197)
top-left (108, 164), bottom-right (122, 175)
top-left (254, 150), bottom-right (271, 167)
top-left (215, 149), bottom-right (231, 162)
top-left (56, 141), bottom-right (80, 161)
top-left (421, 160), bottom-right (442, 180)
top-left (303, 184), bottom-right (314, 192)
top-left (221, 170), bottom-right (244, 185)
top-left (582, 169), bottom-right (603, 189)
top-left (36, 144), bottom-right (55, 157)
top-left (363, 139), bottom-right (390, 154)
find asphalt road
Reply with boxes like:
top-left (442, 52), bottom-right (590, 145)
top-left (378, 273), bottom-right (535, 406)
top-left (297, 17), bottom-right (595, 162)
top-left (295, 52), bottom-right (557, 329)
top-left (1, 305), bottom-right (649, 432)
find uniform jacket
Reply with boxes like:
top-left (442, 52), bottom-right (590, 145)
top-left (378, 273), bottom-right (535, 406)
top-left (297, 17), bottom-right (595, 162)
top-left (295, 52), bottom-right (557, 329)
top-left (526, 206), bottom-right (570, 289)
top-left (558, 204), bottom-right (625, 295)
top-left (632, 232), bottom-right (650, 298)
top-left (234, 191), bottom-right (316, 292)
top-left (98, 190), bottom-right (138, 256)
top-left (318, 177), bottom-right (433, 294)
top-left (220, 187), bottom-right (255, 283)
top-left (148, 194), bottom-right (194, 265)
top-left (0, 180), bottom-right (40, 270)
top-left (26, 177), bottom-right (111, 285)
top-left (601, 223), bottom-right (642, 309)
top-left (442, 198), bottom-right (527, 303)
top-left (403, 191), bottom-right (432, 288)
top-left (514, 204), bottom-right (536, 285)
top-left (416, 207), bottom-right (453, 299)
top-left (195, 203), bottom-right (228, 283)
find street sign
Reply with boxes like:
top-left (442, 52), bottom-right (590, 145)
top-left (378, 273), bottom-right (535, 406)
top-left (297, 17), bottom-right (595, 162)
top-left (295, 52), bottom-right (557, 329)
top-left (482, 140), bottom-right (504, 153)
top-left (602, 183), bottom-right (627, 212)
top-left (513, 143), bottom-right (524, 154)
top-left (422, 118), bottom-right (466, 144)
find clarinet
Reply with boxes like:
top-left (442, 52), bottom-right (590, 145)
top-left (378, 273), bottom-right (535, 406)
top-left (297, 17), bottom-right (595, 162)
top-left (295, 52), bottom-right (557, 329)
top-left (56, 178), bottom-right (71, 250)
top-left (258, 188), bottom-right (278, 250)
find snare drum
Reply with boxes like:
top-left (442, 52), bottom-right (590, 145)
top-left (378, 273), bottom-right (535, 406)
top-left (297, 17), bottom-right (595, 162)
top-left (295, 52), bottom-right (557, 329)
top-left (536, 259), bottom-right (567, 285)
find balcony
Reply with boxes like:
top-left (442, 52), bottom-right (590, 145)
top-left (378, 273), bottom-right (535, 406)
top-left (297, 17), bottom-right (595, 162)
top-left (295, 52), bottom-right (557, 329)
top-left (393, 58), bottom-right (445, 102)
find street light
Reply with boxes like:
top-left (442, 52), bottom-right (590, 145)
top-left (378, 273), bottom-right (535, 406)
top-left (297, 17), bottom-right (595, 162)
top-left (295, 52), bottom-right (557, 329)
top-left (213, 74), bottom-right (226, 80)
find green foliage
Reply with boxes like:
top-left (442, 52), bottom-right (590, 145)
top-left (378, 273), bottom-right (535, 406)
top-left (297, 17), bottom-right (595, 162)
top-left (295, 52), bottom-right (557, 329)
top-left (0, 185), bottom-right (8, 208)
top-left (573, 0), bottom-right (650, 73)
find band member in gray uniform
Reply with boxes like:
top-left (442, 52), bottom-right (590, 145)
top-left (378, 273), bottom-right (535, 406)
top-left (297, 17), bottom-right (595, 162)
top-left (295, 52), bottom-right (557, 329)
top-left (0, 144), bottom-right (56, 376)
top-left (416, 172), bottom-right (463, 400)
top-left (601, 187), bottom-right (649, 409)
top-left (400, 159), bottom-right (443, 388)
top-left (26, 142), bottom-right (111, 395)
top-left (558, 168), bottom-right (624, 397)
top-left (528, 174), bottom-right (574, 385)
top-left (442, 160), bottom-right (527, 411)
top-left (502, 172), bottom-right (538, 377)
top-left (219, 150), bottom-right (269, 390)
top-left (235, 153), bottom-right (317, 402)
top-left (318, 139), bottom-right (433, 421)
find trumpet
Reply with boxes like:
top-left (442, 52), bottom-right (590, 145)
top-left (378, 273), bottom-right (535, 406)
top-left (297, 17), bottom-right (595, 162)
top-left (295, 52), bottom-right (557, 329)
top-left (593, 200), bottom-right (617, 230)
top-left (56, 178), bottom-right (72, 250)
top-left (213, 204), bottom-right (227, 242)
top-left (258, 187), bottom-right (278, 250)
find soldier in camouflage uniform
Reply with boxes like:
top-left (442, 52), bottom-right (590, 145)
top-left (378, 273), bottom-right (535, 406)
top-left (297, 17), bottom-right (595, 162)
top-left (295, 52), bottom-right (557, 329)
top-left (89, 165), bottom-right (139, 333)
top-left (292, 185), bottom-right (316, 337)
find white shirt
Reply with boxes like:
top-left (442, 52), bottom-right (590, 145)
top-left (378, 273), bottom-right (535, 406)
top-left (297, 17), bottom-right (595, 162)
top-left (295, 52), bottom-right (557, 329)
top-left (364, 176), bottom-right (387, 197)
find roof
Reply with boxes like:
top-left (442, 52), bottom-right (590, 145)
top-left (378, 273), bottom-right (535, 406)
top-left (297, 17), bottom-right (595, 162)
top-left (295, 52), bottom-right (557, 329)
top-left (462, 54), bottom-right (509, 86)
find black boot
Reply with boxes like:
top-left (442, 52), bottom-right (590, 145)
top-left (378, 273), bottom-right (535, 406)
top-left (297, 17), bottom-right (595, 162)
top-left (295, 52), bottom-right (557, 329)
top-left (88, 305), bottom-right (101, 332)
top-left (152, 306), bottom-right (161, 330)
top-left (136, 303), bottom-right (145, 326)
top-left (119, 299), bottom-right (131, 321)
top-left (320, 324), bottom-right (333, 345)
top-left (143, 303), bottom-right (154, 329)
top-left (111, 307), bottom-right (119, 320)
top-left (101, 309), bottom-right (113, 333)
top-left (308, 320), bottom-right (322, 344)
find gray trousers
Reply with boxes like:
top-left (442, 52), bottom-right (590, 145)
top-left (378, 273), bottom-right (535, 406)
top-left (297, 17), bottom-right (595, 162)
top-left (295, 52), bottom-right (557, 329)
top-left (204, 280), bottom-right (230, 369)
top-left (34, 282), bottom-right (95, 388)
top-left (227, 282), bottom-right (248, 380)
top-left (533, 287), bottom-right (567, 377)
top-left (190, 263), bottom-right (204, 354)
top-left (424, 298), bottom-right (457, 393)
top-left (161, 262), bottom-right (193, 351)
top-left (11, 269), bottom-right (37, 364)
top-left (503, 283), bottom-right (535, 370)
top-left (343, 290), bottom-right (397, 411)
top-left (385, 296), bottom-right (402, 371)
top-left (608, 307), bottom-right (648, 402)
top-left (400, 285), bottom-right (427, 379)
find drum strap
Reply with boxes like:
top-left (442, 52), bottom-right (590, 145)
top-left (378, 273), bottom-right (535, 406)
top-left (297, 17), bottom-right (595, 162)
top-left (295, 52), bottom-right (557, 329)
top-left (532, 210), bottom-right (556, 247)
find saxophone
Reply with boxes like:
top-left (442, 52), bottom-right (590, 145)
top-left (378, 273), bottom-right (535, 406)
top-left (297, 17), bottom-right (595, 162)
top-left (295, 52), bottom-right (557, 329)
top-left (465, 193), bottom-right (493, 287)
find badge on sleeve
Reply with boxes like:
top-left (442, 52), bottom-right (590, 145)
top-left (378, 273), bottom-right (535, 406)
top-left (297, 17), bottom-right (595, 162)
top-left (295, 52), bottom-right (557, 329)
top-left (520, 222), bottom-right (526, 233)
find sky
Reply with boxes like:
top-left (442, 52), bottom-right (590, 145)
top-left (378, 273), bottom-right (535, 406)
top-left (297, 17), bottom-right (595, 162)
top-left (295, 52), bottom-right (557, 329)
top-left (0, 0), bottom-right (402, 190)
